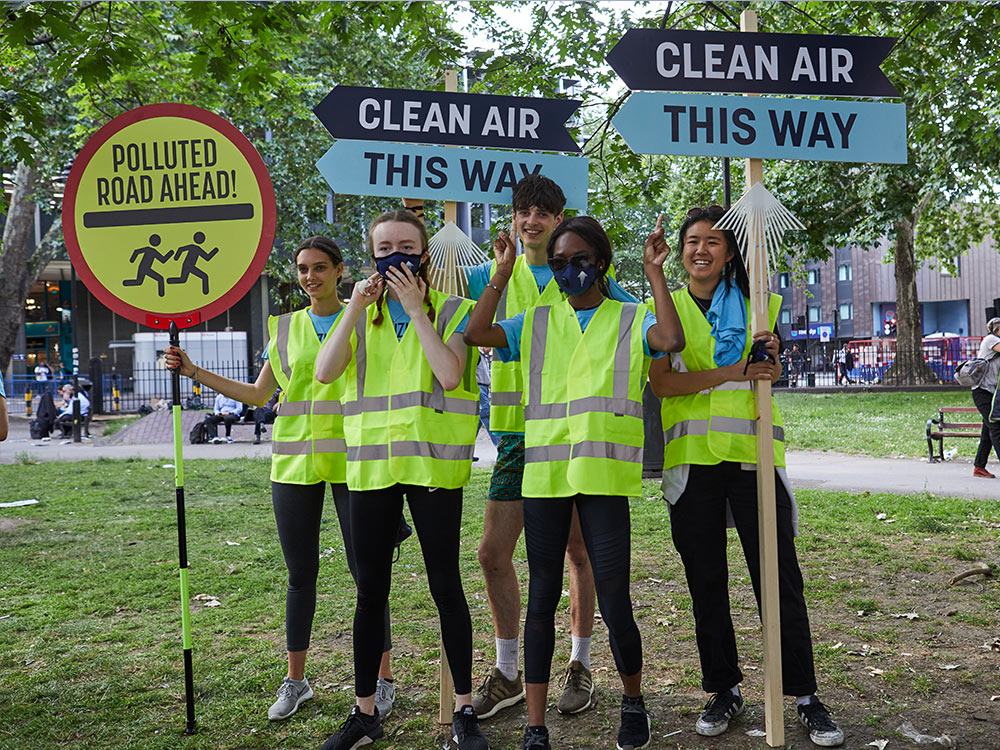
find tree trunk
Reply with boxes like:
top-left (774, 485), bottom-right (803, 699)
top-left (884, 217), bottom-right (937, 385)
top-left (0, 161), bottom-right (40, 374)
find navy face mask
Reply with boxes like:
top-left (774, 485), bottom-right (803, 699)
top-left (375, 251), bottom-right (422, 279)
top-left (550, 260), bottom-right (599, 296)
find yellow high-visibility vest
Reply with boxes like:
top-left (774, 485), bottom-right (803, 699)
top-left (342, 289), bottom-right (478, 491)
top-left (488, 256), bottom-right (563, 433)
top-left (660, 289), bottom-right (784, 469)
top-left (267, 308), bottom-right (346, 484)
top-left (520, 299), bottom-right (648, 498)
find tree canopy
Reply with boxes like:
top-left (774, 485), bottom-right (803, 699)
top-left (3, 1), bottom-right (1000, 384)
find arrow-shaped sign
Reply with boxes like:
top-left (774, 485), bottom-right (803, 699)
top-left (612, 92), bottom-right (907, 164)
top-left (314, 85), bottom-right (582, 153)
top-left (607, 29), bottom-right (899, 97)
top-left (316, 139), bottom-right (589, 210)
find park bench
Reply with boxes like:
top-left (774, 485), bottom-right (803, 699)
top-left (926, 406), bottom-right (982, 462)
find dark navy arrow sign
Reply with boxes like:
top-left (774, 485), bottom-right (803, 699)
top-left (314, 85), bottom-right (582, 153)
top-left (607, 29), bottom-right (899, 97)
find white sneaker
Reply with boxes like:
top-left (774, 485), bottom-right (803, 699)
top-left (210, 436), bottom-right (223, 444)
top-left (225, 436), bottom-right (233, 443)
top-left (268, 677), bottom-right (313, 721)
top-left (375, 677), bottom-right (397, 720)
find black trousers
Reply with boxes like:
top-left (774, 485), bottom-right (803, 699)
top-left (350, 484), bottom-right (472, 697)
top-left (254, 406), bottom-right (276, 437)
top-left (522, 494), bottom-right (642, 684)
top-left (271, 481), bottom-right (390, 653)
top-left (669, 462), bottom-right (817, 697)
top-left (972, 387), bottom-right (1000, 468)
top-left (205, 412), bottom-right (238, 437)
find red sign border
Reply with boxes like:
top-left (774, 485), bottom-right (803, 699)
top-left (62, 103), bottom-right (276, 330)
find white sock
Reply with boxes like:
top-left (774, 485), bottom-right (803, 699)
top-left (796, 695), bottom-right (815, 707)
top-left (731, 684), bottom-right (741, 697)
top-left (496, 637), bottom-right (519, 681)
top-left (570, 635), bottom-right (592, 670)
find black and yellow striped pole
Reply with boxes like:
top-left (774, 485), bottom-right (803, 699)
top-left (170, 321), bottom-right (196, 734)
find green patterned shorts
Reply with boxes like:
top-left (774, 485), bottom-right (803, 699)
top-left (488, 433), bottom-right (525, 502)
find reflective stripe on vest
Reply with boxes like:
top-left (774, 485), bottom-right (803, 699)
top-left (343, 289), bottom-right (477, 490)
top-left (521, 300), bottom-right (647, 498)
top-left (659, 290), bottom-right (785, 468)
top-left (489, 257), bottom-right (563, 433)
top-left (267, 309), bottom-right (347, 485)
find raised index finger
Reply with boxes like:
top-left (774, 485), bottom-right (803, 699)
top-left (654, 213), bottom-right (664, 233)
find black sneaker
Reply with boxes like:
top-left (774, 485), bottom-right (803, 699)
top-left (695, 692), bottom-right (745, 737)
top-left (452, 704), bottom-right (489, 750)
top-left (797, 697), bottom-right (845, 747)
top-left (522, 725), bottom-right (551, 750)
top-left (321, 705), bottom-right (383, 750)
top-left (616, 694), bottom-right (650, 750)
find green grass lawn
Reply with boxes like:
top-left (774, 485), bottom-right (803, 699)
top-left (1, 458), bottom-right (998, 749)
top-left (777, 390), bottom-right (977, 458)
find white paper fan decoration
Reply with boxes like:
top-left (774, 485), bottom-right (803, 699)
top-left (426, 221), bottom-right (489, 297)
top-left (713, 182), bottom-right (804, 300)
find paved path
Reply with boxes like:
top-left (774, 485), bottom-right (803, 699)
top-left (2, 414), bottom-right (999, 500)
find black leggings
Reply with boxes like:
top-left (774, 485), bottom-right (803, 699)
top-left (271, 481), bottom-right (390, 653)
top-left (972, 387), bottom-right (1000, 468)
top-left (669, 462), bottom-right (817, 696)
top-left (350, 484), bottom-right (472, 698)
top-left (522, 495), bottom-right (642, 684)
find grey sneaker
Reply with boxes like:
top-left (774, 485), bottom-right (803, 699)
top-left (556, 660), bottom-right (595, 714)
top-left (374, 677), bottom-right (396, 720)
top-left (472, 667), bottom-right (525, 719)
top-left (695, 692), bottom-right (744, 736)
top-left (267, 676), bottom-right (313, 721)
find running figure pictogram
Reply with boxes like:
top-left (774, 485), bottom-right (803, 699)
top-left (123, 234), bottom-right (174, 297)
top-left (168, 231), bottom-right (219, 296)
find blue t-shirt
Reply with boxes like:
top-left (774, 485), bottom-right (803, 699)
top-left (494, 304), bottom-right (664, 363)
top-left (262, 308), bottom-right (344, 361)
top-left (0, 375), bottom-right (6, 398)
top-left (465, 261), bottom-right (638, 302)
top-left (385, 298), bottom-right (467, 341)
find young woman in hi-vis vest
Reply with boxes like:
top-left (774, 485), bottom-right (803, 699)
top-left (314, 210), bottom-right (489, 750)
top-left (165, 237), bottom-right (399, 724)
top-left (464, 215), bottom-right (685, 750)
top-left (647, 205), bottom-right (844, 748)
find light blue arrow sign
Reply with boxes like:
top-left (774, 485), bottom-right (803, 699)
top-left (316, 140), bottom-right (589, 209)
top-left (613, 92), bottom-right (906, 164)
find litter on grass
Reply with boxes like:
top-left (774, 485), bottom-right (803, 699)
top-left (897, 721), bottom-right (955, 747)
top-left (0, 499), bottom-right (39, 507)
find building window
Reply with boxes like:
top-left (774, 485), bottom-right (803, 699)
top-left (807, 269), bottom-right (820, 285)
top-left (940, 256), bottom-right (960, 277)
top-left (839, 302), bottom-right (853, 320)
top-left (808, 305), bottom-right (821, 323)
top-left (779, 272), bottom-right (789, 288)
top-left (780, 309), bottom-right (791, 325)
top-left (838, 263), bottom-right (852, 281)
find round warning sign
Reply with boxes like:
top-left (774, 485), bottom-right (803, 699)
top-left (63, 103), bottom-right (276, 329)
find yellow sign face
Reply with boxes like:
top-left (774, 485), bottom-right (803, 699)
top-left (63, 104), bottom-right (276, 328)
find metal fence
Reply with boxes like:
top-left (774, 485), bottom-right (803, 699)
top-left (780, 336), bottom-right (981, 388)
top-left (5, 361), bottom-right (260, 417)
top-left (5, 335), bottom-right (975, 417)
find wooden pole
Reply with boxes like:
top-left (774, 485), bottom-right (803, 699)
top-left (437, 68), bottom-right (458, 726)
top-left (740, 9), bottom-right (784, 747)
